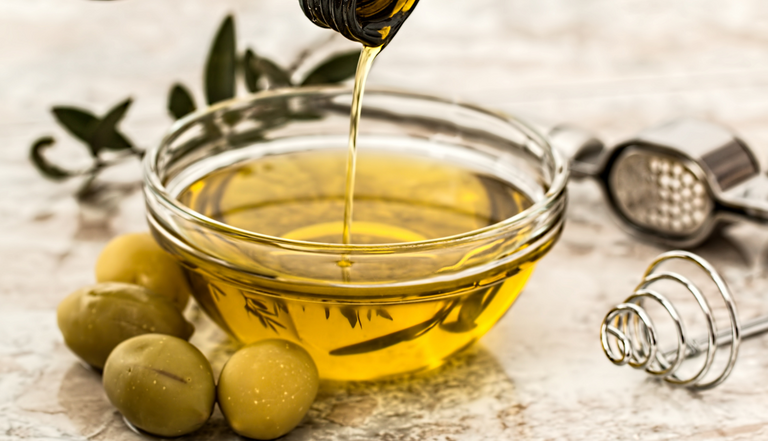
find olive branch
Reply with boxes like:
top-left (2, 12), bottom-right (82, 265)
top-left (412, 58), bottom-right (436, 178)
top-left (30, 14), bottom-right (359, 201)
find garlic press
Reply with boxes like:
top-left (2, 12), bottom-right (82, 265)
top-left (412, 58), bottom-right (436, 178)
top-left (543, 118), bottom-right (768, 247)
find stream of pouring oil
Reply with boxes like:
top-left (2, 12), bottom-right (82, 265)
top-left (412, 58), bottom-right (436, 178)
top-left (341, 45), bottom-right (383, 246)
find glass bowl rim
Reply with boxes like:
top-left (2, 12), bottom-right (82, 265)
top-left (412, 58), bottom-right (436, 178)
top-left (143, 86), bottom-right (569, 254)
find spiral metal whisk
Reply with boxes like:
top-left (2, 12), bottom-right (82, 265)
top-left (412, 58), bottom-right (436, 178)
top-left (600, 250), bottom-right (768, 390)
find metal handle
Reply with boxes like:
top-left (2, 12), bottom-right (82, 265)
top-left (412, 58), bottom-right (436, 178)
top-left (521, 115), bottom-right (605, 179)
top-left (720, 174), bottom-right (768, 223)
top-left (667, 315), bottom-right (768, 361)
top-left (549, 124), bottom-right (604, 179)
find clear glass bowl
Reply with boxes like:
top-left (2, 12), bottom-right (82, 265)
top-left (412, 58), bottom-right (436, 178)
top-left (143, 87), bottom-right (568, 380)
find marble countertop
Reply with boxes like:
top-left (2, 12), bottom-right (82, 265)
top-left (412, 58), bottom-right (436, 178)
top-left (4, 1), bottom-right (768, 440)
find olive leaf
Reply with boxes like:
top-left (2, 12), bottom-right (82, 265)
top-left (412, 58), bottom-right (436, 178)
top-left (329, 300), bottom-right (460, 356)
top-left (168, 84), bottom-right (197, 120)
top-left (52, 100), bottom-right (134, 156)
top-left (244, 297), bottom-right (286, 333)
top-left (301, 50), bottom-right (360, 86)
top-left (205, 15), bottom-right (237, 105)
top-left (365, 308), bottom-right (394, 322)
top-left (208, 282), bottom-right (227, 301)
top-left (440, 285), bottom-right (503, 334)
top-left (51, 107), bottom-right (101, 156)
top-left (221, 108), bottom-right (244, 127)
top-left (29, 137), bottom-right (76, 181)
top-left (245, 50), bottom-right (292, 88)
top-left (376, 308), bottom-right (393, 320)
top-left (339, 307), bottom-right (361, 329)
top-left (440, 291), bottom-right (485, 333)
top-left (243, 49), bottom-right (263, 93)
top-left (90, 98), bottom-right (134, 152)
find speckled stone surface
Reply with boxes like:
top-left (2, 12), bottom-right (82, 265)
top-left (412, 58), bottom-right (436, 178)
top-left (3, 1), bottom-right (768, 440)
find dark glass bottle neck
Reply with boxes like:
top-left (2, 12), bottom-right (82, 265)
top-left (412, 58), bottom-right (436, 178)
top-left (299, 0), bottom-right (419, 47)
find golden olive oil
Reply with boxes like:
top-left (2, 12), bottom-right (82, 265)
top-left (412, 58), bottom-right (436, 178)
top-left (343, 45), bottom-right (382, 245)
top-left (170, 0), bottom-right (552, 380)
top-left (175, 148), bottom-right (550, 380)
top-left (179, 149), bottom-right (531, 245)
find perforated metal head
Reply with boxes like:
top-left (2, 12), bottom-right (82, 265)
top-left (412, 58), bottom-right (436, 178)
top-left (609, 150), bottom-right (713, 236)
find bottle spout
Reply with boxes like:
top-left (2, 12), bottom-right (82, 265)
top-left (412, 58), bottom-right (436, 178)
top-left (298, 0), bottom-right (420, 48)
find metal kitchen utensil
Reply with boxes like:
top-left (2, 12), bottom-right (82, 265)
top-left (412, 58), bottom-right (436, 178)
top-left (541, 118), bottom-right (768, 248)
top-left (600, 250), bottom-right (768, 390)
top-left (518, 116), bottom-right (606, 180)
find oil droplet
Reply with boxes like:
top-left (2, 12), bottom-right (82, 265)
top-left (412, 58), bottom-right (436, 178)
top-left (337, 259), bottom-right (353, 268)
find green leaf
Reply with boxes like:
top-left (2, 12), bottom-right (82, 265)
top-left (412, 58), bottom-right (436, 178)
top-left (205, 15), bottom-right (237, 105)
top-left (101, 98), bottom-right (131, 127)
top-left (376, 308), bottom-right (393, 320)
top-left (168, 84), bottom-right (197, 120)
top-left (51, 107), bottom-right (100, 155)
top-left (329, 300), bottom-right (459, 356)
top-left (440, 285), bottom-right (502, 334)
top-left (221, 109), bottom-right (243, 127)
top-left (29, 137), bottom-right (75, 181)
top-left (339, 307), bottom-right (360, 329)
top-left (245, 50), bottom-right (292, 88)
top-left (289, 110), bottom-right (323, 121)
top-left (91, 98), bottom-right (134, 152)
top-left (301, 50), bottom-right (361, 86)
top-left (243, 49), bottom-right (262, 93)
top-left (244, 297), bottom-right (286, 333)
top-left (51, 102), bottom-right (134, 156)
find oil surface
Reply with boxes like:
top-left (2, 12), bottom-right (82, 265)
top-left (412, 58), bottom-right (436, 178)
top-left (178, 148), bottom-right (531, 245)
top-left (174, 148), bottom-right (548, 380)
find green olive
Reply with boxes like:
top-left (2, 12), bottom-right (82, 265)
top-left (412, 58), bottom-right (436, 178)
top-left (95, 232), bottom-right (191, 311)
top-left (103, 334), bottom-right (216, 437)
top-left (56, 282), bottom-right (194, 369)
top-left (218, 339), bottom-right (319, 440)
